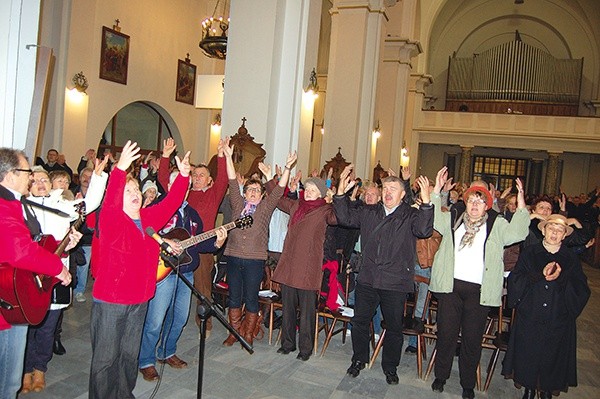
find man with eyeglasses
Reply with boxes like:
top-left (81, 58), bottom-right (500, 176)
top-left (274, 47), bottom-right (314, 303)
top-left (0, 148), bottom-right (76, 399)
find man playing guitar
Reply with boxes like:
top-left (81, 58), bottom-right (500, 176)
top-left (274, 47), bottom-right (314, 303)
top-left (0, 148), bottom-right (77, 399)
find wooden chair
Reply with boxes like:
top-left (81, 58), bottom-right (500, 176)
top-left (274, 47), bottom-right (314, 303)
top-left (481, 301), bottom-right (515, 391)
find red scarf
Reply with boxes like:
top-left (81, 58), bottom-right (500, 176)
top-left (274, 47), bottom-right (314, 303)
top-left (290, 197), bottom-right (326, 225)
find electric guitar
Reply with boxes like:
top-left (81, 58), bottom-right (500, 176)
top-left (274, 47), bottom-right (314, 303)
top-left (156, 215), bottom-right (253, 282)
top-left (0, 203), bottom-right (85, 325)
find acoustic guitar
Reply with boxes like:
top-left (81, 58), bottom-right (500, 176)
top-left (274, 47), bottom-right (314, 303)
top-left (0, 203), bottom-right (85, 325)
top-left (156, 215), bottom-right (253, 282)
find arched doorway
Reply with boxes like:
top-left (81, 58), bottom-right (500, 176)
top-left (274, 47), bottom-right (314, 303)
top-left (98, 101), bottom-right (179, 157)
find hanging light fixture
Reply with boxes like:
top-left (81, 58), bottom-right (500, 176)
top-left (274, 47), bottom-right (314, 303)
top-left (372, 121), bottom-right (381, 139)
top-left (304, 68), bottom-right (319, 98)
top-left (199, 0), bottom-right (229, 60)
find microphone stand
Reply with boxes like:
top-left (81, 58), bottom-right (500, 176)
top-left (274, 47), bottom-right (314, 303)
top-left (159, 252), bottom-right (253, 399)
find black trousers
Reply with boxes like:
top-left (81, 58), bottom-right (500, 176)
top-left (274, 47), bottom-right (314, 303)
top-left (280, 285), bottom-right (317, 356)
top-left (434, 279), bottom-right (490, 389)
top-left (351, 283), bottom-right (407, 373)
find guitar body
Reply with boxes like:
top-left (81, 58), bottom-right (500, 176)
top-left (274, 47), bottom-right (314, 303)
top-left (156, 228), bottom-right (193, 283)
top-left (155, 216), bottom-right (254, 283)
top-left (0, 236), bottom-right (60, 325)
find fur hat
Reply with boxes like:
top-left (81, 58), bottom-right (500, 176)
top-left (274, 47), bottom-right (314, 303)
top-left (304, 178), bottom-right (328, 198)
top-left (142, 180), bottom-right (159, 195)
top-left (538, 214), bottom-right (574, 236)
top-left (462, 186), bottom-right (493, 209)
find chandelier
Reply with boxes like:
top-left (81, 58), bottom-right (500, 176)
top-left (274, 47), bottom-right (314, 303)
top-left (199, 0), bottom-right (229, 60)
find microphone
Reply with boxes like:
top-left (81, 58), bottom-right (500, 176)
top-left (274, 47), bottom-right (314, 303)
top-left (146, 227), bottom-right (175, 255)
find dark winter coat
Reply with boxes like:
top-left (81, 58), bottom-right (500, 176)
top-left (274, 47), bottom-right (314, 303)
top-left (502, 242), bottom-right (590, 393)
top-left (333, 195), bottom-right (434, 292)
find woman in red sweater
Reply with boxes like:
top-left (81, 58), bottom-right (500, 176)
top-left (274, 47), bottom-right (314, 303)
top-left (89, 140), bottom-right (190, 399)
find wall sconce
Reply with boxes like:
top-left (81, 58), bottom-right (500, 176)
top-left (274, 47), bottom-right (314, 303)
top-left (400, 141), bottom-right (410, 167)
top-left (303, 68), bottom-right (319, 101)
top-left (372, 121), bottom-right (381, 140)
top-left (320, 120), bottom-right (325, 135)
top-left (71, 72), bottom-right (89, 94)
top-left (210, 113), bottom-right (222, 136)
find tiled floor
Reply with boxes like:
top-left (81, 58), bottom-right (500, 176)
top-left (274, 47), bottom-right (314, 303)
top-left (20, 264), bottom-right (600, 398)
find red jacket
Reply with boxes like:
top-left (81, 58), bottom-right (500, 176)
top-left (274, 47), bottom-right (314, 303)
top-left (185, 156), bottom-right (228, 230)
top-left (0, 186), bottom-right (63, 330)
top-left (91, 169), bottom-right (188, 304)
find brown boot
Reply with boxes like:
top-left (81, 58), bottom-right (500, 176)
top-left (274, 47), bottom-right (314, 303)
top-left (253, 310), bottom-right (265, 341)
top-left (242, 312), bottom-right (259, 346)
top-left (222, 308), bottom-right (243, 346)
top-left (31, 369), bottom-right (45, 392)
top-left (21, 372), bottom-right (34, 394)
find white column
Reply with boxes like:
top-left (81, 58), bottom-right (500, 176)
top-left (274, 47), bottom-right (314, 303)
top-left (0, 0), bottom-right (41, 152)
top-left (321, 0), bottom-right (386, 179)
top-left (222, 0), bottom-right (322, 172)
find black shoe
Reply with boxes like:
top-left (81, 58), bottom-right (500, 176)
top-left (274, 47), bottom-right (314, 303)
top-left (296, 353), bottom-right (311, 361)
top-left (431, 378), bottom-right (446, 392)
top-left (462, 388), bottom-right (475, 399)
top-left (53, 339), bottom-right (66, 355)
top-left (539, 392), bottom-right (553, 399)
top-left (277, 347), bottom-right (294, 355)
top-left (346, 360), bottom-right (366, 378)
top-left (384, 370), bottom-right (399, 385)
top-left (404, 345), bottom-right (417, 354)
top-left (522, 389), bottom-right (536, 399)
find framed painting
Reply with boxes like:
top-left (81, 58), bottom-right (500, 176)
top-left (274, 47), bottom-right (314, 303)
top-left (99, 26), bottom-right (130, 85)
top-left (176, 59), bottom-right (197, 105)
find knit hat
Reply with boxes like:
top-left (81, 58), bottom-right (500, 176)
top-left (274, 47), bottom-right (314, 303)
top-left (305, 178), bottom-right (328, 198)
top-left (538, 214), bottom-right (574, 236)
top-left (462, 186), bottom-right (493, 209)
top-left (142, 180), bottom-right (159, 195)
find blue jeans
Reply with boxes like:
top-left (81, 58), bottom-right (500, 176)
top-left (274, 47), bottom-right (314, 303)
top-left (0, 325), bottom-right (28, 399)
top-left (89, 300), bottom-right (148, 399)
top-left (139, 271), bottom-right (193, 368)
top-left (408, 264), bottom-right (431, 347)
top-left (74, 245), bottom-right (91, 295)
top-left (226, 257), bottom-right (265, 313)
top-left (25, 309), bottom-right (61, 372)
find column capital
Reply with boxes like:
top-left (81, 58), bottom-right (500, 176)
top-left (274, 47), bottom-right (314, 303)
top-left (383, 37), bottom-right (422, 65)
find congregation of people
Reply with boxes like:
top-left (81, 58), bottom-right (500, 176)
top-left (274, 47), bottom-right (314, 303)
top-left (0, 140), bottom-right (597, 399)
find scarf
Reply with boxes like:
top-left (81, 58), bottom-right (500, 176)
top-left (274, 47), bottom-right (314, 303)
top-left (290, 198), bottom-right (326, 225)
top-left (458, 212), bottom-right (488, 250)
top-left (241, 200), bottom-right (259, 217)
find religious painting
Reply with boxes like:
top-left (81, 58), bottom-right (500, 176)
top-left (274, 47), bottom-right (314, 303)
top-left (175, 59), bottom-right (196, 105)
top-left (99, 26), bottom-right (130, 85)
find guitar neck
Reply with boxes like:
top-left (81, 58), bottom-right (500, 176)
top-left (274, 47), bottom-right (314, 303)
top-left (54, 217), bottom-right (84, 256)
top-left (179, 221), bottom-right (238, 249)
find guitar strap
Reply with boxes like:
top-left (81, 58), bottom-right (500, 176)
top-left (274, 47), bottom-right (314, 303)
top-left (20, 196), bottom-right (42, 237)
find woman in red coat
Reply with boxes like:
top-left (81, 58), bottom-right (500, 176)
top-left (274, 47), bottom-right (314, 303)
top-left (89, 140), bottom-right (190, 399)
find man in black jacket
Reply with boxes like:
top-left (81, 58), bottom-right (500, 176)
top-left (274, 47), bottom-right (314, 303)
top-left (333, 165), bottom-right (434, 385)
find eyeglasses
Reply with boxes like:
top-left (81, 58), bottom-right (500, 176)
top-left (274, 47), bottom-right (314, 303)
top-left (14, 168), bottom-right (33, 175)
top-left (466, 198), bottom-right (486, 205)
top-left (245, 187), bottom-right (262, 193)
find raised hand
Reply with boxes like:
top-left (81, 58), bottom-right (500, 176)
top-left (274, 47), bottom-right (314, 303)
top-left (285, 151), bottom-right (298, 169)
top-left (174, 151), bottom-right (192, 177)
top-left (258, 162), bottom-right (272, 181)
top-left (400, 166), bottom-right (411, 181)
top-left (387, 168), bottom-right (397, 177)
top-left (515, 178), bottom-right (526, 209)
top-left (337, 164), bottom-right (354, 195)
top-left (310, 169), bottom-right (319, 178)
top-left (94, 154), bottom-right (110, 176)
top-left (443, 177), bottom-right (456, 193)
top-left (275, 164), bottom-right (282, 178)
top-left (222, 136), bottom-right (234, 158)
top-left (162, 138), bottom-right (177, 158)
top-left (416, 175), bottom-right (431, 204)
top-left (117, 141), bottom-right (141, 171)
top-left (433, 166), bottom-right (448, 194)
